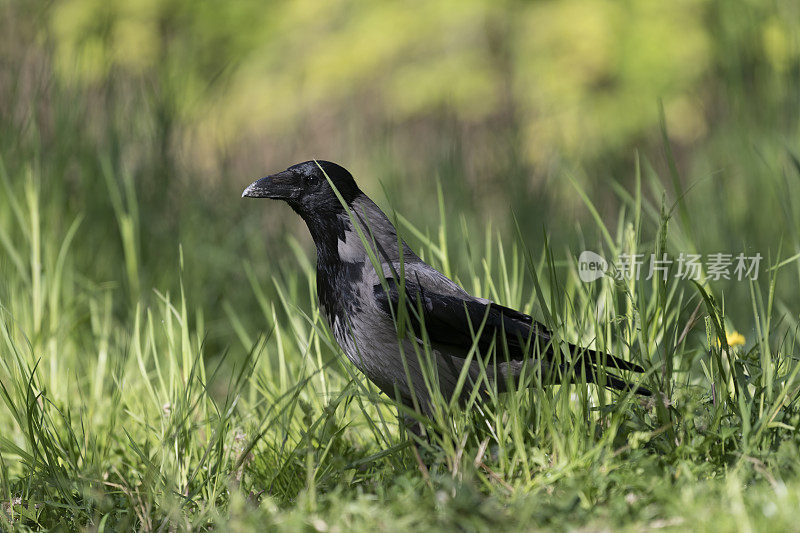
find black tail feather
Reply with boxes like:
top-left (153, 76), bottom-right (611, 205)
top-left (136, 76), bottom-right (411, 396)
top-left (570, 345), bottom-right (651, 396)
top-left (598, 370), bottom-right (652, 396)
top-left (569, 343), bottom-right (647, 373)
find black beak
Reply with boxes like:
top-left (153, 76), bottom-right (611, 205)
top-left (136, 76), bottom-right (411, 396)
top-left (242, 170), bottom-right (299, 200)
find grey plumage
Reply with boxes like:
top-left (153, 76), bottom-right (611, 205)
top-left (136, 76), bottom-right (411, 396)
top-left (243, 160), bottom-right (649, 421)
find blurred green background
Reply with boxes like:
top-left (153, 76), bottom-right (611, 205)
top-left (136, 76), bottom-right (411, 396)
top-left (3, 1), bottom-right (800, 528)
top-left (2, 0), bottom-right (799, 346)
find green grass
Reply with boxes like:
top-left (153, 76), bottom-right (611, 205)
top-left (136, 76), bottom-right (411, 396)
top-left (2, 140), bottom-right (800, 531)
top-left (2, 3), bottom-right (800, 525)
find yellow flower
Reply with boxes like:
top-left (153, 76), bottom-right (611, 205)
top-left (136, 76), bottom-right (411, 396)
top-left (727, 331), bottom-right (746, 346)
top-left (717, 330), bottom-right (746, 348)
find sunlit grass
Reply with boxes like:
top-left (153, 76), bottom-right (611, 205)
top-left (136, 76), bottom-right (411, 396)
top-left (2, 143), bottom-right (800, 530)
top-left (1, 0), bottom-right (800, 526)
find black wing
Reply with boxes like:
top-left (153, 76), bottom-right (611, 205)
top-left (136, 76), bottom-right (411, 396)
top-left (373, 277), bottom-right (648, 388)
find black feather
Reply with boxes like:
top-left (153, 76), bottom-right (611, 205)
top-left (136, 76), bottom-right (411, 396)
top-left (374, 278), bottom-right (650, 395)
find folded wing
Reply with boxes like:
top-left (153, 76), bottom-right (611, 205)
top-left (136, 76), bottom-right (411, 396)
top-left (373, 277), bottom-right (649, 395)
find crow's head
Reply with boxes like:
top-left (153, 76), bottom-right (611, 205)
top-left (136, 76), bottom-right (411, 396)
top-left (242, 160), bottom-right (362, 216)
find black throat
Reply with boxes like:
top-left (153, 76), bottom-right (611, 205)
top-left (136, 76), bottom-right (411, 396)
top-left (301, 209), bottom-right (349, 266)
top-left (294, 204), bottom-right (362, 322)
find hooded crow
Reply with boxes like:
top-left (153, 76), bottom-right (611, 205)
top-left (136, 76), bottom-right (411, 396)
top-left (243, 160), bottom-right (649, 427)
